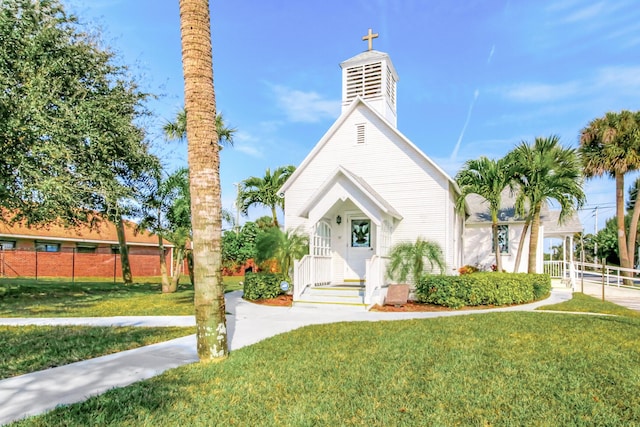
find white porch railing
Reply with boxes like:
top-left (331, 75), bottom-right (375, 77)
top-left (293, 255), bottom-right (332, 300)
top-left (365, 255), bottom-right (389, 305)
top-left (544, 260), bottom-right (640, 290)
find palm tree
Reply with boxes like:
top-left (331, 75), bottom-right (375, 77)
top-left (580, 111), bottom-right (640, 274)
top-left (163, 107), bottom-right (236, 148)
top-left (386, 238), bottom-right (445, 285)
top-left (508, 135), bottom-right (585, 273)
top-left (178, 0), bottom-right (227, 360)
top-left (138, 167), bottom-right (191, 293)
top-left (239, 165), bottom-right (295, 228)
top-left (455, 156), bottom-right (511, 272)
top-left (255, 227), bottom-right (309, 282)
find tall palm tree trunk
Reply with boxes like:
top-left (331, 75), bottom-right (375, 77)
top-left (170, 246), bottom-right (184, 291)
top-left (627, 190), bottom-right (640, 271)
top-left (527, 204), bottom-right (542, 273)
top-left (271, 206), bottom-right (279, 228)
top-left (491, 220), bottom-right (502, 272)
top-left (158, 234), bottom-right (171, 293)
top-left (179, 0), bottom-right (227, 360)
top-left (513, 216), bottom-right (531, 273)
top-left (615, 172), bottom-right (631, 269)
top-left (115, 215), bottom-right (133, 284)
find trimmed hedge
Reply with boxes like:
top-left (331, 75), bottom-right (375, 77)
top-left (243, 272), bottom-right (286, 300)
top-left (415, 273), bottom-right (551, 309)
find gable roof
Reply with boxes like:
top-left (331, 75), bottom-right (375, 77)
top-left (297, 166), bottom-right (403, 220)
top-left (465, 190), bottom-right (583, 234)
top-left (279, 96), bottom-right (460, 195)
top-left (0, 213), bottom-right (170, 247)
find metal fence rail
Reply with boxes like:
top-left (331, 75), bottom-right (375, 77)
top-left (544, 260), bottom-right (640, 291)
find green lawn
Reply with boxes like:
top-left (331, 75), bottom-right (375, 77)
top-left (0, 276), bottom-right (244, 317)
top-left (13, 312), bottom-right (640, 426)
top-left (538, 292), bottom-right (640, 318)
top-left (0, 325), bottom-right (194, 380)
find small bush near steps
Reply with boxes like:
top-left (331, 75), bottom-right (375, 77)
top-left (243, 272), bottom-right (286, 300)
top-left (416, 273), bottom-right (551, 309)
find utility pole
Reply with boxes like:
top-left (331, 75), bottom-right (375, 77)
top-left (233, 182), bottom-right (241, 235)
top-left (593, 206), bottom-right (598, 259)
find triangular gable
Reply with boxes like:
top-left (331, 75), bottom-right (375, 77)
top-left (297, 166), bottom-right (402, 225)
top-left (279, 96), bottom-right (460, 195)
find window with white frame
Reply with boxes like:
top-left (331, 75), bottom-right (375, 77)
top-left (35, 242), bottom-right (61, 252)
top-left (492, 225), bottom-right (509, 254)
top-left (313, 221), bottom-right (331, 256)
top-left (0, 240), bottom-right (16, 250)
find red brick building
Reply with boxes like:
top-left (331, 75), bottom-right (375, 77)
top-left (0, 216), bottom-right (173, 279)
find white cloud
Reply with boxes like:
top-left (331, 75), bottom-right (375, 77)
top-left (563, 2), bottom-right (606, 22)
top-left (271, 85), bottom-right (341, 123)
top-left (497, 65), bottom-right (640, 107)
top-left (501, 82), bottom-right (580, 103)
top-left (234, 144), bottom-right (262, 158)
top-left (231, 131), bottom-right (263, 158)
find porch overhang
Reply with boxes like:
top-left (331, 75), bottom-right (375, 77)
top-left (297, 166), bottom-right (402, 226)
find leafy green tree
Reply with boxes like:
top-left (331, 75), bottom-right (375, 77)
top-left (222, 221), bottom-right (260, 270)
top-left (596, 217), bottom-right (622, 265)
top-left (455, 156), bottom-right (511, 272)
top-left (255, 227), bottom-right (308, 282)
top-left (580, 111), bottom-right (640, 274)
top-left (0, 0), bottom-right (155, 231)
top-left (507, 136), bottom-right (585, 273)
top-left (255, 215), bottom-right (275, 230)
top-left (386, 238), bottom-right (445, 285)
top-left (179, 0), bottom-right (226, 360)
top-left (239, 166), bottom-right (295, 228)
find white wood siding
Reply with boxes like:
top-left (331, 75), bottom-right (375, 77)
top-left (285, 104), bottom-right (455, 269)
top-left (463, 223), bottom-right (529, 273)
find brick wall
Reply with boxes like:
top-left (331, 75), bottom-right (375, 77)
top-left (0, 249), bottom-right (169, 279)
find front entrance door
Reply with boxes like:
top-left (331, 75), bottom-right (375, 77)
top-left (345, 217), bottom-right (373, 280)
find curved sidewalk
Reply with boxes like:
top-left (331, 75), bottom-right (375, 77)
top-left (0, 289), bottom-right (571, 425)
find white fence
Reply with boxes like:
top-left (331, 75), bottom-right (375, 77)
top-left (544, 260), bottom-right (640, 290)
top-left (292, 255), bottom-right (332, 300)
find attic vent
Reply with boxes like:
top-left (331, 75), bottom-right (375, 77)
top-left (356, 124), bottom-right (365, 144)
top-left (345, 62), bottom-right (382, 102)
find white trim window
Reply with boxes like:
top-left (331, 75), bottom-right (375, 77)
top-left (0, 240), bottom-right (16, 250)
top-left (35, 242), bottom-right (61, 252)
top-left (492, 225), bottom-right (509, 254)
top-left (313, 221), bottom-right (331, 256)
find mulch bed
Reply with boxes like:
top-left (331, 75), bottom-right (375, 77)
top-left (246, 295), bottom-right (497, 311)
top-left (247, 294), bottom-right (293, 307)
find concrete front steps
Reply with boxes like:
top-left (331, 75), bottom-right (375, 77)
top-left (293, 284), bottom-right (367, 310)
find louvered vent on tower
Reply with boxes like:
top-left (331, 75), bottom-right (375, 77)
top-left (345, 62), bottom-right (382, 102)
top-left (386, 65), bottom-right (396, 107)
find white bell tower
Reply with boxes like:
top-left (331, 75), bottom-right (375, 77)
top-left (339, 28), bottom-right (399, 128)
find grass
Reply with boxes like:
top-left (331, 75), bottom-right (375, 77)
top-left (13, 312), bottom-right (640, 426)
top-left (0, 276), bottom-right (244, 317)
top-left (537, 292), bottom-right (640, 318)
top-left (0, 325), bottom-right (194, 380)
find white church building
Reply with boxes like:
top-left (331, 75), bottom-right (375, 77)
top-left (279, 31), bottom-right (580, 308)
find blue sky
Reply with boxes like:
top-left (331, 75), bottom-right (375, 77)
top-left (66, 0), bottom-right (640, 234)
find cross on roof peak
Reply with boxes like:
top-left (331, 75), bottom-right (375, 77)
top-left (362, 28), bottom-right (379, 51)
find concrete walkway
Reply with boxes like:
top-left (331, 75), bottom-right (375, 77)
top-left (0, 288), bottom-right (576, 425)
top-left (576, 280), bottom-right (640, 311)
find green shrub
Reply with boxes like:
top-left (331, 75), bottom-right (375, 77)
top-left (415, 273), bottom-right (551, 309)
top-left (243, 272), bottom-right (285, 300)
